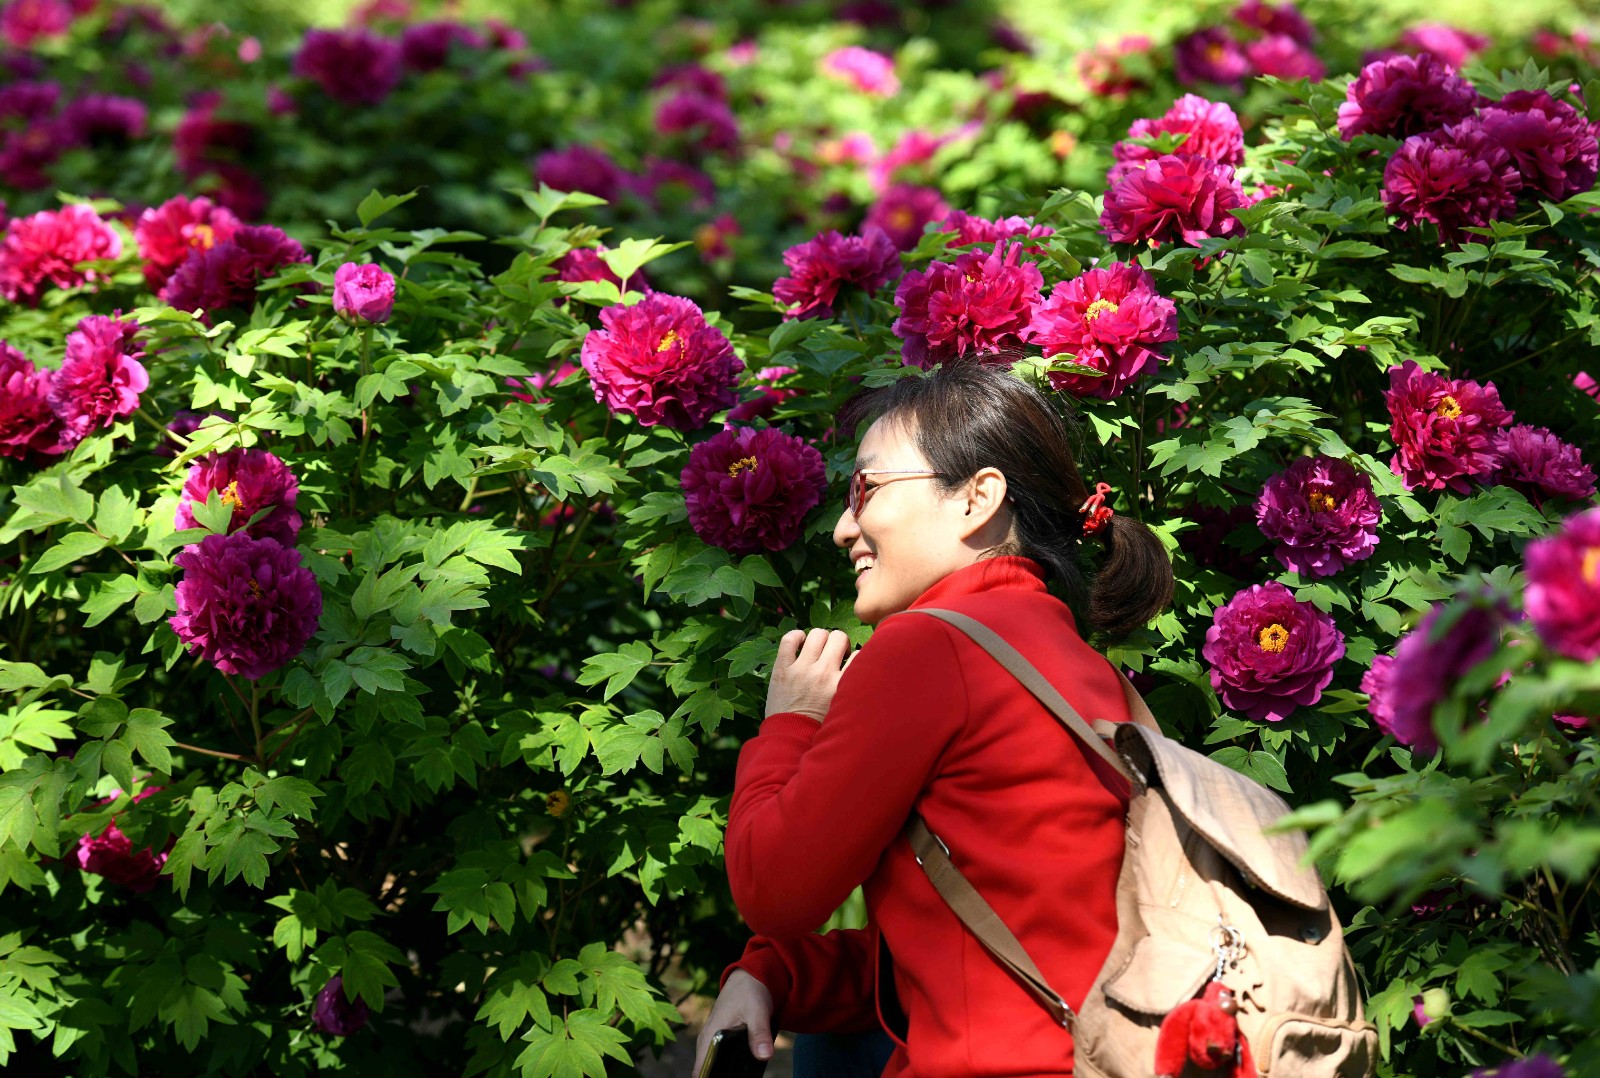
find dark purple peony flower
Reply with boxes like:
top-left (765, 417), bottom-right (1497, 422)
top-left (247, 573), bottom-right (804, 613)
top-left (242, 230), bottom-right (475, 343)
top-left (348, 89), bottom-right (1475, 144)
top-left (333, 262), bottom-right (396, 324)
top-left (0, 340), bottom-right (65, 462)
top-left (292, 28), bottom-right (402, 106)
top-left (169, 531), bottom-right (322, 680)
top-left (60, 93), bottom-right (147, 144)
top-left (50, 315), bottom-right (146, 448)
top-left (1245, 33), bottom-right (1326, 81)
top-left (1233, 0), bottom-right (1316, 46)
top-left (772, 228), bottom-right (900, 321)
top-left (534, 145), bottom-right (626, 203)
top-left (1256, 455), bottom-right (1382, 577)
top-left (681, 426), bottom-right (827, 554)
top-left (0, 117), bottom-right (68, 189)
top-left (1399, 23), bottom-right (1489, 69)
top-left (134, 194), bottom-right (240, 291)
top-left (160, 224), bottom-right (309, 317)
top-left (76, 818), bottom-right (167, 892)
top-left (175, 447), bottom-right (302, 545)
top-left (864, 183), bottom-right (951, 251)
top-left (1338, 52), bottom-right (1480, 140)
top-left (1203, 580), bottom-right (1346, 721)
top-left (1384, 360), bottom-right (1513, 493)
top-left (1360, 654), bottom-right (1397, 738)
top-left (1524, 506), bottom-right (1600, 662)
top-left (1469, 1055), bottom-right (1564, 1078)
top-left (892, 241), bottom-right (1043, 368)
top-left (0, 203), bottom-right (121, 305)
top-left (655, 91), bottom-right (740, 155)
top-left (1383, 119), bottom-right (1522, 245)
top-left (399, 20), bottom-right (485, 71)
top-left (580, 293), bottom-right (743, 429)
top-left (1491, 425), bottom-right (1596, 505)
top-left (1110, 94), bottom-right (1244, 185)
top-left (1381, 598), bottom-right (1507, 751)
top-left (1478, 90), bottom-right (1600, 203)
top-left (1101, 154), bottom-right (1247, 247)
top-left (313, 975), bottom-right (370, 1036)
top-left (0, 78), bottom-right (59, 121)
top-left (1174, 27), bottom-right (1251, 88)
top-left (652, 63), bottom-right (726, 101)
top-left (726, 366), bottom-right (802, 423)
top-left (934, 210), bottom-right (1053, 250)
top-left (1026, 260), bottom-right (1177, 398)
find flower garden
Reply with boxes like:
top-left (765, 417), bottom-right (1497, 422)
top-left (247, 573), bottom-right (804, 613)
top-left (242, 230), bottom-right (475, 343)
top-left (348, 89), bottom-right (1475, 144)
top-left (0, 0), bottom-right (1597, 1075)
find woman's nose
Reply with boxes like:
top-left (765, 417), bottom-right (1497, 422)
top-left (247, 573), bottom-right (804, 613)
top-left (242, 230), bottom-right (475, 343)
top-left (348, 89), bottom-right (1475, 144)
top-left (833, 507), bottom-right (859, 548)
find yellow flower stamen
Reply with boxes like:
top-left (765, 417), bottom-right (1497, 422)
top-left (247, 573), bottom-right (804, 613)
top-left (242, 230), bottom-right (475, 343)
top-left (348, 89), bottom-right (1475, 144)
top-left (191, 223), bottom-right (216, 250)
top-left (1258, 623), bottom-right (1290, 653)
top-left (1584, 546), bottom-right (1600, 587)
top-left (1307, 489), bottom-right (1337, 513)
top-left (657, 330), bottom-right (680, 353)
top-left (889, 207), bottom-right (915, 232)
top-left (1084, 298), bottom-right (1119, 324)
top-left (219, 480), bottom-right (242, 509)
top-left (546, 790), bottom-right (571, 817)
top-left (727, 456), bottom-right (758, 478)
top-left (1436, 395), bottom-right (1463, 419)
top-left (248, 578), bottom-right (263, 597)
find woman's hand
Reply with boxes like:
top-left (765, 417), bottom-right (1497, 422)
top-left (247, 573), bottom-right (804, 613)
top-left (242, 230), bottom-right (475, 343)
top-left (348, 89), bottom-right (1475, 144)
top-left (766, 628), bottom-right (854, 720)
top-left (692, 969), bottom-right (775, 1076)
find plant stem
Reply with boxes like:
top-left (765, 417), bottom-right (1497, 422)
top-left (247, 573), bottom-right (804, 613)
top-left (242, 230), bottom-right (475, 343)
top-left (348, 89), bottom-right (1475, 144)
top-left (135, 408), bottom-right (188, 447)
top-left (249, 681), bottom-right (264, 764)
top-left (172, 740), bottom-right (250, 763)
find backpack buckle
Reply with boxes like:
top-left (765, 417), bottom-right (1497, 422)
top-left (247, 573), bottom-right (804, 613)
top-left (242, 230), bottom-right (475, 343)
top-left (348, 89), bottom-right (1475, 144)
top-left (914, 831), bottom-right (950, 866)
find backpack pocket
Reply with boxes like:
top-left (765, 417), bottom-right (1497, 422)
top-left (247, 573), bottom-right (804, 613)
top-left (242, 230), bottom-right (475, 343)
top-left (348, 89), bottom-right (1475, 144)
top-left (1099, 933), bottom-right (1214, 1016)
top-left (1253, 1011), bottom-right (1378, 1077)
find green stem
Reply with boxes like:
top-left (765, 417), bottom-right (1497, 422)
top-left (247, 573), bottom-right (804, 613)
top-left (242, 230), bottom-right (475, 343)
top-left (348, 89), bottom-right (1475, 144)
top-left (173, 740), bottom-right (250, 763)
top-left (248, 681), bottom-right (264, 764)
top-left (135, 408), bottom-right (188, 448)
top-left (1477, 327), bottom-right (1587, 382)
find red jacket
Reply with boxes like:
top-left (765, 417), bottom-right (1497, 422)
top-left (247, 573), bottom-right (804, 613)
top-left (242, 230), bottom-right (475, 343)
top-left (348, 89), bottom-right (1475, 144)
top-left (725, 557), bottom-right (1134, 1078)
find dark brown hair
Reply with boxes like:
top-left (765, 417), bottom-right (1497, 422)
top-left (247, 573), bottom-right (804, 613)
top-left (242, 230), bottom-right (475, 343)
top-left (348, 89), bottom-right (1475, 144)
top-left (839, 358), bottom-right (1174, 638)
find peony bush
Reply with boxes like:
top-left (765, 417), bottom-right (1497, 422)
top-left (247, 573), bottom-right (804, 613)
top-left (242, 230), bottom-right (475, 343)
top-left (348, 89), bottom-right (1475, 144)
top-left (0, 2), bottom-right (1598, 1077)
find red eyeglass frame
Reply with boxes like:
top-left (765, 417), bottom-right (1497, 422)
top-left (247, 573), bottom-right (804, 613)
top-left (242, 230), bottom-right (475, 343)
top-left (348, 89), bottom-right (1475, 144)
top-left (845, 468), bottom-right (947, 516)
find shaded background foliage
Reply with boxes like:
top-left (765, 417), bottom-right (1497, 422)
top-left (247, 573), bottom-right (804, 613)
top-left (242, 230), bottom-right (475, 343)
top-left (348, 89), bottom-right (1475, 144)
top-left (1, 1), bottom-right (1599, 1077)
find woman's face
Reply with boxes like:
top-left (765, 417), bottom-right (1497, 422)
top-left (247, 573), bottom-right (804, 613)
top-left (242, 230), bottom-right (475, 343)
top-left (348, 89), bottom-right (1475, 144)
top-left (833, 417), bottom-right (988, 625)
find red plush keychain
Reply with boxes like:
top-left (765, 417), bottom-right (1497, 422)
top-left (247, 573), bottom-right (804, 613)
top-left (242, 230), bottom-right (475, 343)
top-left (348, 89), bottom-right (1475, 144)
top-left (1154, 920), bottom-right (1257, 1078)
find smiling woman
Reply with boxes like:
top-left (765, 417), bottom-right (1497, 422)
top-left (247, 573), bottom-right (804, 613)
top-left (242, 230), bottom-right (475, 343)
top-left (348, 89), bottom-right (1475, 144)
top-left (695, 359), bottom-right (1176, 1078)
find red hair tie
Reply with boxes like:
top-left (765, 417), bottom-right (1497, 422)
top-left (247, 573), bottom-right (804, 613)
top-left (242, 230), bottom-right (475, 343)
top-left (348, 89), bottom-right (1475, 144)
top-left (1079, 482), bottom-right (1113, 536)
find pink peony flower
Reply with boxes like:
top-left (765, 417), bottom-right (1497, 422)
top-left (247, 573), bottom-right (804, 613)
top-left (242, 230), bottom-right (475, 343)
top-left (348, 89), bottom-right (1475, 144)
top-left (1078, 34), bottom-right (1152, 98)
top-left (681, 426), bottom-right (827, 554)
top-left (159, 223), bottom-right (309, 317)
top-left (1174, 27), bottom-right (1251, 88)
top-left (934, 210), bottom-right (1053, 250)
top-left (1384, 360), bottom-right (1512, 492)
top-left (548, 246), bottom-right (647, 295)
top-left (727, 366), bottom-right (803, 424)
top-left (1, 0), bottom-right (72, 49)
top-left (1380, 598), bottom-right (1507, 750)
top-left (1399, 24), bottom-right (1489, 69)
top-left (1233, 1), bottom-right (1316, 46)
top-left (332, 262), bottom-right (396, 324)
top-left (292, 28), bottom-right (402, 106)
top-left (892, 241), bottom-right (1043, 369)
top-left (170, 531), bottom-right (323, 680)
top-left (49, 315), bottom-right (146, 448)
top-left (1026, 260), bottom-right (1177, 398)
top-left (821, 46), bottom-right (900, 96)
top-left (313, 976), bottom-right (370, 1036)
top-left (1490, 425), bottom-right (1596, 505)
top-left (0, 340), bottom-right (65, 463)
top-left (1203, 580), bottom-right (1346, 722)
top-left (1245, 33), bottom-right (1326, 81)
top-left (1383, 120), bottom-right (1522, 245)
top-left (1471, 1056), bottom-right (1566, 1078)
top-left (399, 20), bottom-right (485, 71)
top-left (75, 819), bottom-right (167, 892)
top-left (1109, 94), bottom-right (1244, 185)
top-left (655, 91), bottom-right (740, 155)
top-left (1255, 455), bottom-right (1382, 577)
top-left (0, 203), bottom-right (121, 305)
top-left (1478, 90), bottom-right (1600, 203)
top-left (772, 228), bottom-right (900, 321)
top-left (863, 183), bottom-right (951, 251)
top-left (1337, 52), bottom-right (1480, 140)
top-left (175, 447), bottom-right (302, 545)
top-left (868, 127), bottom-right (979, 192)
top-left (1524, 506), bottom-right (1600, 662)
top-left (1101, 154), bottom-right (1247, 247)
top-left (1577, 372), bottom-right (1599, 401)
top-left (534, 145), bottom-right (626, 203)
top-left (134, 194), bottom-right (240, 291)
top-left (580, 293), bottom-right (743, 429)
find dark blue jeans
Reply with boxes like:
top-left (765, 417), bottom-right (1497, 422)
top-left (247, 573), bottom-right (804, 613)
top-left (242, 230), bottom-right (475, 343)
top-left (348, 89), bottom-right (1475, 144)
top-left (792, 1030), bottom-right (896, 1078)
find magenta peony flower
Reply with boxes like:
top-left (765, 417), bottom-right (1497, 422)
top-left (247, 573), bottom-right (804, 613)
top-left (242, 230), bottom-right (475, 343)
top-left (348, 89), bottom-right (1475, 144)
top-left (175, 447), bottom-right (302, 545)
top-left (1399, 24), bottom-right (1489, 69)
top-left (0, 203), bottom-right (121, 305)
top-left (1338, 52), bottom-right (1480, 140)
top-left (1478, 90), bottom-right (1600, 203)
top-left (292, 28), bottom-right (402, 106)
top-left (1383, 120), bottom-right (1522, 245)
top-left (892, 241), bottom-right (1043, 369)
top-left (1491, 425), bottom-right (1596, 505)
top-left (49, 315), bottom-right (146, 447)
top-left (1360, 654), bottom-right (1397, 738)
top-left (534, 145), bottom-right (626, 203)
top-left (0, 78), bottom-right (59, 120)
top-left (1255, 455), bottom-right (1382, 577)
top-left (0, 340), bottom-right (65, 462)
top-left (160, 224), bottom-right (309, 317)
top-left (1524, 506), bottom-right (1600, 662)
top-left (172, 96), bottom-right (253, 179)
top-left (1577, 372), bottom-right (1599, 402)
top-left (653, 63), bottom-right (726, 101)
top-left (681, 426), bottom-right (827, 554)
top-left (632, 156), bottom-right (716, 209)
top-left (333, 262), bottom-right (396, 324)
top-left (772, 228), bottom-right (900, 321)
top-left (399, 20), bottom-right (485, 71)
top-left (821, 46), bottom-right (900, 96)
top-left (0, 0), bottom-right (72, 48)
top-left (695, 213), bottom-right (740, 261)
top-left (548, 246), bottom-right (648, 296)
top-left (313, 976), bottom-right (370, 1036)
top-left (1101, 154), bottom-right (1247, 247)
top-left (1174, 27), bottom-right (1251, 87)
top-left (1470, 1055), bottom-right (1565, 1078)
top-left (655, 91), bottom-right (740, 155)
top-left (0, 118), bottom-right (69, 189)
top-left (934, 210), bottom-right (1053, 250)
top-left (1384, 360), bottom-right (1513, 492)
top-left (1078, 34), bottom-right (1153, 98)
top-left (1381, 599), bottom-right (1507, 751)
top-left (727, 366), bottom-right (803, 423)
top-left (1233, 1), bottom-right (1316, 46)
top-left (1026, 260), bottom-right (1177, 398)
top-left (1110, 94), bottom-right (1244, 185)
top-left (170, 531), bottom-right (323, 680)
top-left (864, 183), bottom-right (951, 251)
top-left (1203, 580), bottom-right (1346, 722)
top-left (60, 93), bottom-right (147, 143)
top-left (1245, 33), bottom-right (1326, 81)
top-left (134, 194), bottom-right (240, 291)
top-left (75, 819), bottom-right (167, 892)
top-left (580, 293), bottom-right (743, 429)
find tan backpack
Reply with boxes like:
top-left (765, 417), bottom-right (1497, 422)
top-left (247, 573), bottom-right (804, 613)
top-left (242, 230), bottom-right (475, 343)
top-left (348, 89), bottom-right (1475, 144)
top-left (905, 609), bottom-right (1378, 1077)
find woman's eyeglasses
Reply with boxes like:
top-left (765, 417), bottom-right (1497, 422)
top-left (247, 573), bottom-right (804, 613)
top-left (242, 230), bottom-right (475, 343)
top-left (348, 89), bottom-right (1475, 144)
top-left (845, 469), bottom-right (945, 517)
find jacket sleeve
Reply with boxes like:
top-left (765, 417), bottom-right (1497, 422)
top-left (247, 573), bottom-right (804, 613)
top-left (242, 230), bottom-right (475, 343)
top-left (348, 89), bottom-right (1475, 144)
top-left (722, 928), bottom-right (881, 1034)
top-left (725, 615), bottom-right (968, 936)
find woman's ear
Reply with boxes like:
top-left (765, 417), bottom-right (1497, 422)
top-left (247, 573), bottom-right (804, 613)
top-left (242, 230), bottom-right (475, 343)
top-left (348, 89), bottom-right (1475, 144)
top-left (958, 466), bottom-right (1010, 542)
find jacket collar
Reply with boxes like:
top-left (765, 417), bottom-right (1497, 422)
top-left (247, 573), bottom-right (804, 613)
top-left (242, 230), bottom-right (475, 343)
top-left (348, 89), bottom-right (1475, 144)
top-left (907, 555), bottom-right (1052, 611)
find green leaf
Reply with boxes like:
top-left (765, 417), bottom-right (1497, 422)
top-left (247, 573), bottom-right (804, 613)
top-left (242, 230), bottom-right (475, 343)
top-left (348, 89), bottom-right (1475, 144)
top-left (254, 776), bottom-right (321, 818)
top-left (121, 709), bottom-right (174, 774)
top-left (576, 642), bottom-right (653, 701)
top-left (596, 238), bottom-right (691, 287)
top-left (357, 188), bottom-right (419, 228)
top-left (514, 1010), bottom-right (633, 1078)
top-left (205, 821), bottom-right (279, 888)
top-left (29, 530), bottom-right (108, 574)
top-left (478, 964), bottom-right (552, 1039)
top-left (514, 185), bottom-right (609, 220)
top-left (93, 486), bottom-right (138, 543)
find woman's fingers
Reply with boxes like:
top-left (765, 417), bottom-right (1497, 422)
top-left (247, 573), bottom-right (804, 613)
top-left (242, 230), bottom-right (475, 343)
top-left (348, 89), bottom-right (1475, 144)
top-left (819, 629), bottom-right (851, 668)
top-left (797, 626), bottom-right (832, 663)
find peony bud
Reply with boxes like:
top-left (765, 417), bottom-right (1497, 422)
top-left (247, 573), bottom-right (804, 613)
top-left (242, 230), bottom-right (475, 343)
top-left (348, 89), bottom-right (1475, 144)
top-left (332, 261), bottom-right (396, 324)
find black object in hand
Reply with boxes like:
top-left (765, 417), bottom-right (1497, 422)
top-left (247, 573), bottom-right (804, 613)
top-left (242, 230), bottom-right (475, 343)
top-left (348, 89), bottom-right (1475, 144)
top-left (697, 1025), bottom-right (769, 1078)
